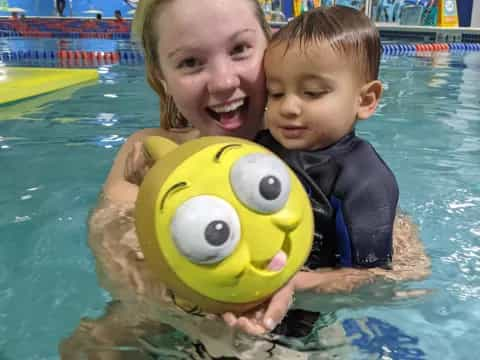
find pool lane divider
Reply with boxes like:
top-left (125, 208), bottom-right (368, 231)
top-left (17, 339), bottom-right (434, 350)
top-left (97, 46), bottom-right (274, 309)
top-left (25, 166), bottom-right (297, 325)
top-left (382, 42), bottom-right (480, 55)
top-left (0, 31), bottom-right (131, 40)
top-left (0, 43), bottom-right (479, 67)
top-left (0, 50), bottom-right (145, 66)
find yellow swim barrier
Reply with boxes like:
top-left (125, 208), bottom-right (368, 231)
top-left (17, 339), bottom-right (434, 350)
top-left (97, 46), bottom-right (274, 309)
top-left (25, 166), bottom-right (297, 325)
top-left (0, 67), bottom-right (99, 105)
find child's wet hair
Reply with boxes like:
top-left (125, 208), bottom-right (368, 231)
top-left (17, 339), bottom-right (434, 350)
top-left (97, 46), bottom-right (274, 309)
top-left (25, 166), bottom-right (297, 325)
top-left (269, 6), bottom-right (381, 83)
top-left (132, 0), bottom-right (271, 130)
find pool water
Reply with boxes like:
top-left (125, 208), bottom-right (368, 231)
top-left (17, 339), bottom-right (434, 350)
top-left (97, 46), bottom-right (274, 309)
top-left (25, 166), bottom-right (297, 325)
top-left (1, 50), bottom-right (479, 359)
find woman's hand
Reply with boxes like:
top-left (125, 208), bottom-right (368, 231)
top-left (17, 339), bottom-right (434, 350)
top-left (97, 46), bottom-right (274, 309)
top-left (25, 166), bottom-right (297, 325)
top-left (222, 277), bottom-right (297, 336)
top-left (124, 141), bottom-right (154, 186)
top-left (221, 268), bottom-right (375, 336)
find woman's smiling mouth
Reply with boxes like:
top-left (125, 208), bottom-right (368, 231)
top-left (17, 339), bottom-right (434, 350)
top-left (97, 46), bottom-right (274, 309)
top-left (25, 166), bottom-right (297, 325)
top-left (207, 98), bottom-right (249, 130)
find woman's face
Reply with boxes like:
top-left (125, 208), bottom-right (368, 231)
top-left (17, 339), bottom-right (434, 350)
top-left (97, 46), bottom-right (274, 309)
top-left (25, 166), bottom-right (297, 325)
top-left (155, 0), bottom-right (268, 139)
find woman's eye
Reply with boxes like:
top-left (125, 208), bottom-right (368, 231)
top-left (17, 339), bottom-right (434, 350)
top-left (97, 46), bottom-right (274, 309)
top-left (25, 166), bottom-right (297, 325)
top-left (170, 196), bottom-right (241, 264)
top-left (231, 43), bottom-right (250, 58)
top-left (230, 153), bottom-right (291, 214)
top-left (177, 57), bottom-right (201, 70)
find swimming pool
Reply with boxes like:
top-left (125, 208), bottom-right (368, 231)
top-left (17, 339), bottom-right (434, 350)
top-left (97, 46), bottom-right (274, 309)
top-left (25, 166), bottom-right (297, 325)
top-left (1, 40), bottom-right (479, 358)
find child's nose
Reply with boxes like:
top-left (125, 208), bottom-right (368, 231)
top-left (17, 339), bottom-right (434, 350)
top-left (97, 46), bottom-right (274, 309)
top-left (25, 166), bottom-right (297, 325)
top-left (279, 95), bottom-right (301, 117)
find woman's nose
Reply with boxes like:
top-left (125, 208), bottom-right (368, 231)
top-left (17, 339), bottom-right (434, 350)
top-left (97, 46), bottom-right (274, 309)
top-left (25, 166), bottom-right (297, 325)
top-left (207, 62), bottom-right (240, 96)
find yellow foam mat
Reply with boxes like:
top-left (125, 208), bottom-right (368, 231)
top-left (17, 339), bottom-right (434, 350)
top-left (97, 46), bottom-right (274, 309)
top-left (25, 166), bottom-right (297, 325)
top-left (0, 67), bottom-right (99, 105)
top-left (0, 83), bottom-right (91, 122)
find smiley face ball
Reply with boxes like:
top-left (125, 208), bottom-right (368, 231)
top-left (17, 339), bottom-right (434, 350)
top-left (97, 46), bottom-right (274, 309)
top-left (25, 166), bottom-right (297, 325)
top-left (135, 136), bottom-right (313, 313)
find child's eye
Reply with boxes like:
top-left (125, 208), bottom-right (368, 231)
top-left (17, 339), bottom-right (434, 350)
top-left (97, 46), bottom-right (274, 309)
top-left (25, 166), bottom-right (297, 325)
top-left (231, 43), bottom-right (251, 58)
top-left (177, 57), bottom-right (202, 71)
top-left (304, 90), bottom-right (327, 99)
top-left (267, 91), bottom-right (283, 99)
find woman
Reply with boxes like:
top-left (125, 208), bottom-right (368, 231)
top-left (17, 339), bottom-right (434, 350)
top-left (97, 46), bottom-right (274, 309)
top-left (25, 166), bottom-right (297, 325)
top-left (60, 0), bottom-right (429, 358)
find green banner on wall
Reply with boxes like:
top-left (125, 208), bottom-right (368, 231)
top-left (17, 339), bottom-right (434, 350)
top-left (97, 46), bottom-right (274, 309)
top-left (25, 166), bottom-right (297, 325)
top-left (0, 0), bottom-right (9, 11)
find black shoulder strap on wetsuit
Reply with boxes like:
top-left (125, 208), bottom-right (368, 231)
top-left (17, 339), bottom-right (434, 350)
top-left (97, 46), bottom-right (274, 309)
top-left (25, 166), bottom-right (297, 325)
top-left (255, 130), bottom-right (338, 223)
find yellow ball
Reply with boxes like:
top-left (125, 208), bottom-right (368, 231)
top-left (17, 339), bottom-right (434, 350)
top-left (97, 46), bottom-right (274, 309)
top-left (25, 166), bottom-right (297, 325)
top-left (136, 136), bottom-right (313, 313)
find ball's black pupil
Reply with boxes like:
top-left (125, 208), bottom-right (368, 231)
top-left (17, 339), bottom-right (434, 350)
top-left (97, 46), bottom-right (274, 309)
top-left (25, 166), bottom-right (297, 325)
top-left (259, 175), bottom-right (281, 200)
top-left (204, 220), bottom-right (230, 246)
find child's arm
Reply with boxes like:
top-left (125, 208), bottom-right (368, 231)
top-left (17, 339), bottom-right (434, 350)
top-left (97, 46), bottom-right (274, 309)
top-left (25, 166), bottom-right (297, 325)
top-left (334, 167), bottom-right (399, 269)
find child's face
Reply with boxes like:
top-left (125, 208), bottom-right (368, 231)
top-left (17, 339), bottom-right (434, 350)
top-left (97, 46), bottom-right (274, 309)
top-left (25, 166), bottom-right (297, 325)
top-left (264, 40), bottom-right (364, 150)
top-left (155, 0), bottom-right (268, 140)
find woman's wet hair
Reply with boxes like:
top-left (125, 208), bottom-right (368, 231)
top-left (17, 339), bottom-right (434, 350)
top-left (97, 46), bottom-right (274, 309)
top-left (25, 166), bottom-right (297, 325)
top-left (269, 6), bottom-right (381, 83)
top-left (132, 0), bottom-right (271, 130)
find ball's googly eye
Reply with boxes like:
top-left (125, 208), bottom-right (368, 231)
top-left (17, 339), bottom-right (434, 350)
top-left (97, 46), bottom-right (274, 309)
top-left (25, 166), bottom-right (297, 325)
top-left (230, 153), bottom-right (291, 213)
top-left (204, 220), bottom-right (230, 246)
top-left (259, 175), bottom-right (282, 200)
top-left (170, 196), bottom-right (240, 264)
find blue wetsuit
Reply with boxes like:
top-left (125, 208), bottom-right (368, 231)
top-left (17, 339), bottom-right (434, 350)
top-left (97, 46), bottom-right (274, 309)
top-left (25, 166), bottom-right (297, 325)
top-left (255, 129), bottom-right (398, 270)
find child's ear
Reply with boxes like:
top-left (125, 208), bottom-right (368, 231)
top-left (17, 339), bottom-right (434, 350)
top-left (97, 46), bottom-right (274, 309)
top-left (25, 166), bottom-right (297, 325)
top-left (357, 80), bottom-right (383, 120)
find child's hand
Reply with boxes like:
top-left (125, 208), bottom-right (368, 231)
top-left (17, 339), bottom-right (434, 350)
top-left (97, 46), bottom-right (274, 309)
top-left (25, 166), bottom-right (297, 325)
top-left (222, 278), bottom-right (297, 336)
top-left (124, 141), bottom-right (154, 185)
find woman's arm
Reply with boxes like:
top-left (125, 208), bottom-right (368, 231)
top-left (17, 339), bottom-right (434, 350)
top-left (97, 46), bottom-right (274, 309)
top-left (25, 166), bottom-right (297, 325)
top-left (103, 127), bottom-right (199, 203)
top-left (293, 267), bottom-right (376, 293)
top-left (103, 128), bottom-right (160, 203)
top-left (223, 267), bottom-right (375, 335)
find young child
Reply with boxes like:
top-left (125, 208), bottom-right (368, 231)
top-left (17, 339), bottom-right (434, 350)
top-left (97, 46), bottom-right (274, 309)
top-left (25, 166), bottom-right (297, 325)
top-left (219, 6), bottom-right (427, 338)
top-left (257, 5), bottom-right (396, 271)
